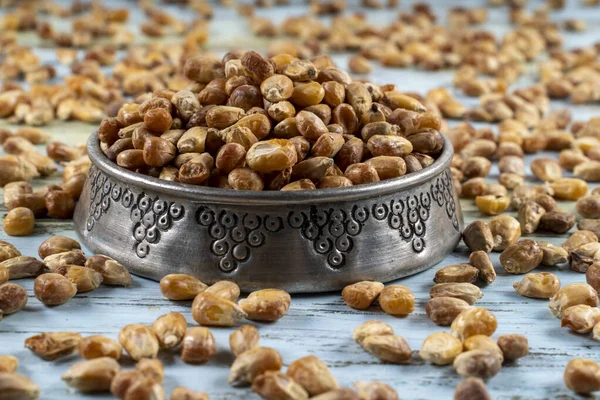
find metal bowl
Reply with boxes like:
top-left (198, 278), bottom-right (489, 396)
top-left (74, 132), bottom-right (463, 293)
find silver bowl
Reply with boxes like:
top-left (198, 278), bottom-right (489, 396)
top-left (74, 132), bottom-right (463, 293)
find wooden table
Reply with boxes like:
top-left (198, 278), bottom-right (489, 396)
top-left (1, 1), bottom-right (600, 399)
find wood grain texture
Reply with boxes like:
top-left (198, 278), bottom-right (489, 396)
top-left (1, 0), bottom-right (600, 399)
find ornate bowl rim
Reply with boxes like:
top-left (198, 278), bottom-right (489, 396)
top-left (88, 131), bottom-right (453, 206)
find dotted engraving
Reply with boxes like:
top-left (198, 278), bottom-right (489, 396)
top-left (86, 168), bottom-right (185, 258)
top-left (130, 193), bottom-right (185, 258)
top-left (196, 207), bottom-right (284, 273)
top-left (372, 193), bottom-right (431, 253)
top-left (85, 168), bottom-right (460, 270)
top-left (431, 169), bottom-right (460, 231)
top-left (288, 206), bottom-right (369, 269)
top-left (86, 167), bottom-right (134, 231)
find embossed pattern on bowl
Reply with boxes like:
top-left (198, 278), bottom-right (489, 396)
top-left (74, 132), bottom-right (463, 293)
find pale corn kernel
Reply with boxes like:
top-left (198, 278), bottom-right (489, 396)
top-left (229, 347), bottom-right (283, 386)
top-left (61, 357), bottom-right (120, 393)
top-left (561, 305), bottom-right (600, 333)
top-left (230, 325), bottom-right (260, 356)
top-left (419, 332), bottom-right (462, 365)
top-left (549, 283), bottom-right (599, 318)
top-left (118, 324), bottom-right (159, 361)
top-left (361, 335), bottom-right (412, 364)
top-left (450, 307), bottom-right (497, 341)
top-left (152, 312), bottom-right (187, 349)
top-left (513, 272), bottom-right (561, 299)
top-left (352, 320), bottom-right (394, 344)
top-left (463, 335), bottom-right (504, 363)
top-left (286, 355), bottom-right (339, 396)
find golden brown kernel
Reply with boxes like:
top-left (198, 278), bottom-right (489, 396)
top-left (110, 370), bottom-right (144, 398)
top-left (0, 355), bottom-right (18, 373)
top-left (0, 372), bottom-right (40, 399)
top-left (451, 307), bottom-right (497, 341)
top-left (426, 296), bottom-right (472, 326)
top-left (192, 292), bottom-right (246, 327)
top-left (55, 265), bottom-right (103, 293)
top-left (170, 387), bottom-right (209, 400)
top-left (348, 56), bottom-right (372, 75)
top-left (344, 163), bottom-right (380, 185)
top-left (453, 350), bottom-right (501, 380)
top-left (34, 273), bottom-right (77, 306)
top-left (152, 312), bottom-right (187, 349)
top-left (563, 230), bottom-right (598, 254)
top-left (228, 167), bottom-right (264, 191)
top-left (45, 190), bottom-right (75, 219)
top-left (62, 357), bottom-right (120, 393)
top-left (564, 358), bottom-right (600, 394)
top-left (136, 358), bottom-right (164, 383)
top-left (570, 242), bottom-right (600, 273)
top-left (531, 158), bottom-right (562, 182)
top-left (497, 334), bottom-right (529, 361)
top-left (239, 289), bottom-right (291, 322)
top-left (361, 335), bottom-right (412, 364)
top-left (577, 195), bottom-right (600, 219)
top-left (260, 75), bottom-right (294, 102)
top-left (561, 305), bottom-right (600, 333)
top-left (181, 327), bottom-right (216, 364)
top-left (143, 136), bottom-right (176, 167)
top-left (430, 283), bottom-right (483, 305)
top-left (342, 281), bottom-right (384, 310)
top-left (39, 236), bottom-right (80, 260)
top-left (84, 255), bottom-right (131, 287)
top-left (44, 249), bottom-right (86, 272)
top-left (462, 221), bottom-right (493, 253)
top-left (518, 201), bottom-right (546, 234)
top-left (78, 335), bottom-right (122, 360)
top-left (3, 181), bottom-right (45, 216)
top-left (286, 355), bottom-right (339, 396)
top-left (252, 370), bottom-right (309, 400)
top-left (549, 283), bottom-right (599, 318)
top-left (379, 285), bottom-right (414, 316)
top-left (454, 377), bottom-right (491, 400)
top-left (550, 178), bottom-right (588, 200)
top-left (586, 263), bottom-right (600, 292)
top-left (352, 320), bottom-right (394, 344)
top-left (230, 347), bottom-right (283, 386)
top-left (25, 332), bottom-right (82, 361)
top-left (469, 251), bottom-right (496, 284)
top-left (0, 282), bottom-right (28, 314)
top-left (540, 210), bottom-right (575, 234)
top-left (500, 239), bottom-right (543, 274)
top-left (353, 380), bottom-right (397, 400)
top-left (3, 207), bottom-right (34, 236)
top-left (246, 139), bottom-right (297, 173)
top-left (434, 264), bottom-right (479, 284)
top-left (475, 195), bottom-right (509, 216)
top-left (463, 335), bottom-right (503, 363)
top-left (230, 325), bottom-right (260, 356)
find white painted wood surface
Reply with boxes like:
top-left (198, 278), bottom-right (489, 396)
top-left (1, 1), bottom-right (600, 399)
